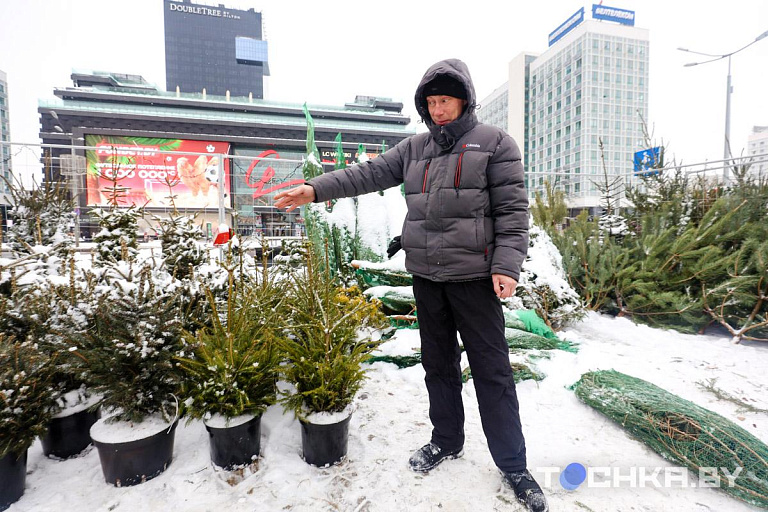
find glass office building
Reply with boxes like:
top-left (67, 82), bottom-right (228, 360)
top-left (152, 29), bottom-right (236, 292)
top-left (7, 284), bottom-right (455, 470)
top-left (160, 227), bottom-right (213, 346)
top-left (164, 0), bottom-right (269, 98)
top-left (479, 6), bottom-right (649, 214)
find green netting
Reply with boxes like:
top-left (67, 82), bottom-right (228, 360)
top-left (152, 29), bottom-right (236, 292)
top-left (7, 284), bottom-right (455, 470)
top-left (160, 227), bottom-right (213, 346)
top-left (506, 310), bottom-right (558, 339)
top-left (366, 354), bottom-right (422, 369)
top-left (571, 370), bottom-right (768, 509)
top-left (505, 328), bottom-right (579, 353)
top-left (373, 289), bottom-right (416, 315)
top-left (366, 351), bottom-right (544, 386)
top-left (355, 267), bottom-right (413, 288)
top-left (462, 362), bottom-right (545, 384)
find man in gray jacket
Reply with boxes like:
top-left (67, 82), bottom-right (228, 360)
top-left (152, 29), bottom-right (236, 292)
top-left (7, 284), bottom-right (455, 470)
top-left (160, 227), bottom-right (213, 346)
top-left (275, 59), bottom-right (547, 512)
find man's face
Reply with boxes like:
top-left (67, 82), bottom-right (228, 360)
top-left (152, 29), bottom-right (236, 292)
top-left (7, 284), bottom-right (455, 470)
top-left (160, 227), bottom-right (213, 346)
top-left (426, 95), bottom-right (466, 126)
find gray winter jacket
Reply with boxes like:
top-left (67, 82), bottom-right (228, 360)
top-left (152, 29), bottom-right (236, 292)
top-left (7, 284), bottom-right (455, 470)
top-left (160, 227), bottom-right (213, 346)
top-left (308, 59), bottom-right (529, 281)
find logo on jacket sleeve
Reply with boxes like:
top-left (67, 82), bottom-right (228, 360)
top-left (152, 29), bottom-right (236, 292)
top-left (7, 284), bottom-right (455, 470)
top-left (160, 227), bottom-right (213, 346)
top-left (463, 143), bottom-right (481, 149)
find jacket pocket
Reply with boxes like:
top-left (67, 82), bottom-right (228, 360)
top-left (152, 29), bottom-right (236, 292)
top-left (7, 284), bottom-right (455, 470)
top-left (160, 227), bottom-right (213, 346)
top-left (474, 212), bottom-right (486, 252)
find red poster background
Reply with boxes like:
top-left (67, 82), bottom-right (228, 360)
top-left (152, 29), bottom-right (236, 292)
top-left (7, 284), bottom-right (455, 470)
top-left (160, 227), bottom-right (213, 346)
top-left (86, 136), bottom-right (231, 209)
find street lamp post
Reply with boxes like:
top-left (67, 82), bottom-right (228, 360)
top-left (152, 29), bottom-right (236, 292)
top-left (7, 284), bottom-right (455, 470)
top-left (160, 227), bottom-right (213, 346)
top-left (678, 29), bottom-right (768, 183)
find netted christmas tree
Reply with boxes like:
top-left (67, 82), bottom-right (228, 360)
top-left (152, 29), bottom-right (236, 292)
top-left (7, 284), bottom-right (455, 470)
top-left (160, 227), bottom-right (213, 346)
top-left (510, 221), bottom-right (584, 329)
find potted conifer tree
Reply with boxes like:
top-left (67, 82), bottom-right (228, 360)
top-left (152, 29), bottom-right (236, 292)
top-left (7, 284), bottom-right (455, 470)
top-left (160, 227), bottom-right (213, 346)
top-left (178, 251), bottom-right (285, 470)
top-left (0, 336), bottom-right (54, 511)
top-left (77, 262), bottom-right (184, 487)
top-left (280, 246), bottom-right (387, 467)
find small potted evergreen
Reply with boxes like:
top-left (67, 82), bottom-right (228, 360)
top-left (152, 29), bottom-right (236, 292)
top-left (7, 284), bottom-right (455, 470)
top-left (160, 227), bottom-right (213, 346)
top-left (178, 257), bottom-right (285, 470)
top-left (0, 336), bottom-right (54, 510)
top-left (280, 248), bottom-right (387, 467)
top-left (78, 264), bottom-right (184, 487)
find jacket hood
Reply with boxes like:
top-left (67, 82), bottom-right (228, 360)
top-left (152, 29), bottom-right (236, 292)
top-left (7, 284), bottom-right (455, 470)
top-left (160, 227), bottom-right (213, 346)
top-left (414, 59), bottom-right (478, 149)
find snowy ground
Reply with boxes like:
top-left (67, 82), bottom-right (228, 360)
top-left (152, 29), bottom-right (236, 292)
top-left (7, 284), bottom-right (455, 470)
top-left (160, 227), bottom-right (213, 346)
top-left (11, 312), bottom-right (768, 512)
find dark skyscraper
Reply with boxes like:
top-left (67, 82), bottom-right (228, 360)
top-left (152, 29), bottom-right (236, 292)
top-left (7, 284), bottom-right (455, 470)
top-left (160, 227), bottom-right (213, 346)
top-left (164, 0), bottom-right (269, 98)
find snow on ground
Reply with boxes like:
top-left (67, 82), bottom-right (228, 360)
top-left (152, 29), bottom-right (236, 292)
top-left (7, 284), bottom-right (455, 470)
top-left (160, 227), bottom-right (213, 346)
top-left (11, 312), bottom-right (768, 512)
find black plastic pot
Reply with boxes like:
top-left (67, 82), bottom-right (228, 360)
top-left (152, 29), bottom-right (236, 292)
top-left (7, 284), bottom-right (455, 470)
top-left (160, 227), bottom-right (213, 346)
top-left (205, 414), bottom-right (262, 469)
top-left (0, 450), bottom-right (26, 511)
top-left (300, 413), bottom-right (352, 467)
top-left (91, 419), bottom-right (178, 487)
top-left (41, 407), bottom-right (101, 459)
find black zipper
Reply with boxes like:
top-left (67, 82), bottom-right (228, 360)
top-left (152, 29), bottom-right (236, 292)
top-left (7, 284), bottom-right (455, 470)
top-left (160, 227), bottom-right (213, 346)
top-left (422, 159), bottom-right (431, 193)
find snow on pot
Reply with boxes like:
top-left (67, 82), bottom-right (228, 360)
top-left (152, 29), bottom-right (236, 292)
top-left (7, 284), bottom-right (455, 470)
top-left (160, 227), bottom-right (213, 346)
top-left (0, 450), bottom-right (27, 512)
top-left (299, 406), bottom-right (353, 467)
top-left (204, 413), bottom-right (262, 469)
top-left (90, 414), bottom-right (179, 487)
top-left (41, 389), bottom-right (102, 459)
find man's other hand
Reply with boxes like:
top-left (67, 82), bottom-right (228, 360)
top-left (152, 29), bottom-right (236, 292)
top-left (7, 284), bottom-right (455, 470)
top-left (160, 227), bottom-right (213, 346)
top-left (492, 274), bottom-right (518, 299)
top-left (273, 184), bottom-right (316, 211)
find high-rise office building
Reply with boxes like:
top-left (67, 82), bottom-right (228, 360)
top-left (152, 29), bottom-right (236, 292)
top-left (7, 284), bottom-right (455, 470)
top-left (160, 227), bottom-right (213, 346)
top-left (0, 69), bottom-right (11, 198)
top-left (164, 0), bottom-right (269, 98)
top-left (747, 126), bottom-right (768, 179)
top-left (479, 5), bottom-right (649, 214)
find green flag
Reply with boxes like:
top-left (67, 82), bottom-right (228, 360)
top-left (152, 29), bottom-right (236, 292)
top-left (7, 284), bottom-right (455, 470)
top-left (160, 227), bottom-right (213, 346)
top-left (334, 133), bottom-right (346, 170)
top-left (302, 103), bottom-right (323, 180)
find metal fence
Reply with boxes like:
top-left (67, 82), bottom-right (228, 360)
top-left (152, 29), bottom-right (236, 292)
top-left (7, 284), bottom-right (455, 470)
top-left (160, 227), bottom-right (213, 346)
top-left (0, 140), bottom-right (313, 245)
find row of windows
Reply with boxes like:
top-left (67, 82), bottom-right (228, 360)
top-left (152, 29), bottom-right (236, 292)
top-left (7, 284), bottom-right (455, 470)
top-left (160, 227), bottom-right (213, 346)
top-left (588, 35), bottom-right (648, 56)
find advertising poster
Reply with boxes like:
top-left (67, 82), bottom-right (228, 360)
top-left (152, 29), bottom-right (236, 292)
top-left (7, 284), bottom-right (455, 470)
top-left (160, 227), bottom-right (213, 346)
top-left (85, 135), bottom-right (231, 209)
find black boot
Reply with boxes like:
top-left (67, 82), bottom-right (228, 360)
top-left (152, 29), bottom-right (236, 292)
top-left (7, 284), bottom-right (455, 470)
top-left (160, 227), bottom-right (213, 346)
top-left (502, 469), bottom-right (548, 512)
top-left (408, 442), bottom-right (464, 472)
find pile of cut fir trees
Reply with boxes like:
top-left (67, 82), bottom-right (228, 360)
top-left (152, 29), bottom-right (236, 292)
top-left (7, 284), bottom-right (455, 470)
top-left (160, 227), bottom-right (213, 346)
top-left (538, 165), bottom-right (768, 344)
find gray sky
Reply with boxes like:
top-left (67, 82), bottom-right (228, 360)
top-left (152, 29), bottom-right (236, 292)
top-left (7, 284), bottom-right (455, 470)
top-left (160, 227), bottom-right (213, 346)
top-left (1, 0), bottom-right (767, 173)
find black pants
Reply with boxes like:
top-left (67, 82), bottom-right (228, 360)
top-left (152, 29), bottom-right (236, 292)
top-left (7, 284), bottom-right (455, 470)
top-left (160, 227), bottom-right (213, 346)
top-left (412, 275), bottom-right (527, 473)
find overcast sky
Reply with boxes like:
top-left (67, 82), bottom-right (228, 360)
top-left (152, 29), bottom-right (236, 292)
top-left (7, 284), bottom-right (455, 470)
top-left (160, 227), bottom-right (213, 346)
top-left (1, 0), bottom-right (767, 174)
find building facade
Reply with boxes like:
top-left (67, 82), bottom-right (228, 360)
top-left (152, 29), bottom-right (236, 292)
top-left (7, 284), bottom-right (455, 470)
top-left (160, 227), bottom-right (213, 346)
top-left (0, 69), bottom-right (11, 199)
top-left (747, 126), bottom-right (768, 179)
top-left (164, 0), bottom-right (269, 98)
top-left (39, 71), bottom-right (413, 239)
top-left (479, 5), bottom-right (649, 214)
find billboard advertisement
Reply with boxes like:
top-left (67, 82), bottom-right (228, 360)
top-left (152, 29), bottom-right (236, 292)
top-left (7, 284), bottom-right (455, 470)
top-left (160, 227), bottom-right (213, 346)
top-left (592, 4), bottom-right (635, 26)
top-left (549, 7), bottom-right (584, 46)
top-left (633, 147), bottom-right (664, 176)
top-left (232, 146), bottom-right (371, 206)
top-left (85, 135), bottom-right (231, 209)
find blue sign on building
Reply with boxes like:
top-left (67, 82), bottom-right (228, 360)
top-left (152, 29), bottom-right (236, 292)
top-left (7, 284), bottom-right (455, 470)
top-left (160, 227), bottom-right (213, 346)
top-left (592, 4), bottom-right (635, 26)
top-left (633, 147), bottom-right (664, 176)
top-left (548, 7), bottom-right (585, 47)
